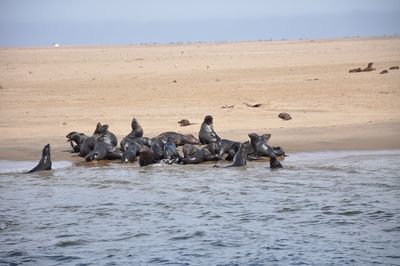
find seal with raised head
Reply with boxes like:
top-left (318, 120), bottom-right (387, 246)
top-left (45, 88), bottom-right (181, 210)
top-left (120, 118), bottom-right (144, 150)
top-left (93, 122), bottom-right (118, 147)
top-left (248, 133), bottom-right (282, 169)
top-left (66, 132), bottom-right (87, 153)
top-left (27, 144), bottom-right (52, 173)
top-left (199, 115), bottom-right (221, 144)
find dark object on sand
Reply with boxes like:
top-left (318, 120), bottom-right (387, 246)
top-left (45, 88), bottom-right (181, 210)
top-left (221, 105), bottom-right (234, 109)
top-left (349, 62), bottom-right (376, 73)
top-left (178, 119), bottom-right (195, 127)
top-left (244, 103), bottom-right (262, 108)
top-left (380, 70), bottom-right (388, 74)
top-left (389, 66), bottom-right (399, 70)
top-left (278, 112), bottom-right (292, 120)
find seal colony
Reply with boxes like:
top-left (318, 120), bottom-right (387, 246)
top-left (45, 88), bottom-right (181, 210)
top-left (27, 115), bottom-right (286, 173)
top-left (68, 115), bottom-right (284, 168)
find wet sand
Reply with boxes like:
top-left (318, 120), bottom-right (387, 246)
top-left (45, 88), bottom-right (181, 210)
top-left (0, 37), bottom-right (399, 160)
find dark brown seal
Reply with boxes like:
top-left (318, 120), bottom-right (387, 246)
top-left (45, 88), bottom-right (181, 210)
top-left (177, 119), bottom-right (195, 127)
top-left (278, 112), bottom-right (292, 120)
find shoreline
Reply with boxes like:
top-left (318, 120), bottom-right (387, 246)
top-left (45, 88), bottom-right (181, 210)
top-left (1, 120), bottom-right (399, 161)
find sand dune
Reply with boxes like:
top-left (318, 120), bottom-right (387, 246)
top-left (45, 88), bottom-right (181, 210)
top-left (0, 37), bottom-right (399, 160)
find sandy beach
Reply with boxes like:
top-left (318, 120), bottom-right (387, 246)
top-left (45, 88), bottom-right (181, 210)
top-left (0, 37), bottom-right (399, 161)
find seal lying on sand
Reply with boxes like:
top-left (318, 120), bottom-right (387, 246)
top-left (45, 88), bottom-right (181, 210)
top-left (178, 119), bottom-right (196, 127)
top-left (199, 115), bottom-right (221, 144)
top-left (153, 132), bottom-right (199, 146)
top-left (27, 144), bottom-right (52, 173)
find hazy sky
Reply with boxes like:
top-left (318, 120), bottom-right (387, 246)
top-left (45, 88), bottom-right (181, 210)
top-left (0, 0), bottom-right (399, 46)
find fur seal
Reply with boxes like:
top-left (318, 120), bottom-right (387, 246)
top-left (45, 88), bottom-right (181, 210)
top-left (153, 132), bottom-right (199, 146)
top-left (227, 141), bottom-right (249, 167)
top-left (120, 118), bottom-right (143, 151)
top-left (139, 148), bottom-right (155, 166)
top-left (248, 133), bottom-right (282, 169)
top-left (66, 132), bottom-right (87, 153)
top-left (163, 136), bottom-right (182, 163)
top-left (93, 122), bottom-right (118, 147)
top-left (199, 115), bottom-right (221, 144)
top-left (218, 139), bottom-right (241, 161)
top-left (349, 68), bottom-right (362, 73)
top-left (27, 144), bottom-right (52, 173)
top-left (201, 142), bottom-right (221, 161)
top-left (380, 70), bottom-right (388, 74)
top-left (122, 146), bottom-right (137, 163)
top-left (278, 113), bottom-right (292, 120)
top-left (178, 119), bottom-right (196, 127)
top-left (181, 144), bottom-right (204, 164)
top-left (389, 66), bottom-right (399, 70)
top-left (362, 62), bottom-right (375, 72)
top-left (79, 136), bottom-right (95, 157)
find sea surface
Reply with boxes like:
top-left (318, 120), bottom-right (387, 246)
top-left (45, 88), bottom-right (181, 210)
top-left (1, 150), bottom-right (399, 265)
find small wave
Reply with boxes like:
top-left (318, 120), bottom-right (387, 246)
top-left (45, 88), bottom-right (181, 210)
top-left (169, 231), bottom-right (205, 241)
top-left (383, 226), bottom-right (400, 232)
top-left (56, 239), bottom-right (89, 247)
top-left (337, 210), bottom-right (363, 216)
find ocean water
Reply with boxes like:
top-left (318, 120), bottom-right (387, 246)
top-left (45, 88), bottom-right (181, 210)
top-left (0, 150), bottom-right (399, 265)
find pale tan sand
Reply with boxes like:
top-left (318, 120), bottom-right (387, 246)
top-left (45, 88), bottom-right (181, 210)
top-left (0, 37), bottom-right (399, 160)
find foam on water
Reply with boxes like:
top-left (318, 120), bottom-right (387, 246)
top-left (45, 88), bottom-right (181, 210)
top-left (1, 150), bottom-right (399, 265)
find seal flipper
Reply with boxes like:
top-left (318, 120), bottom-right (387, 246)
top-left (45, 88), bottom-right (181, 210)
top-left (27, 144), bottom-right (52, 173)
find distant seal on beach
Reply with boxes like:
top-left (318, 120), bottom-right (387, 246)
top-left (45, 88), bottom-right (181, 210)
top-left (199, 115), bottom-right (221, 144)
top-left (389, 66), bottom-right (399, 70)
top-left (362, 62), bottom-right (376, 72)
top-left (380, 70), bottom-right (388, 74)
top-left (278, 113), bottom-right (292, 120)
top-left (27, 144), bottom-right (52, 173)
top-left (178, 119), bottom-right (195, 127)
